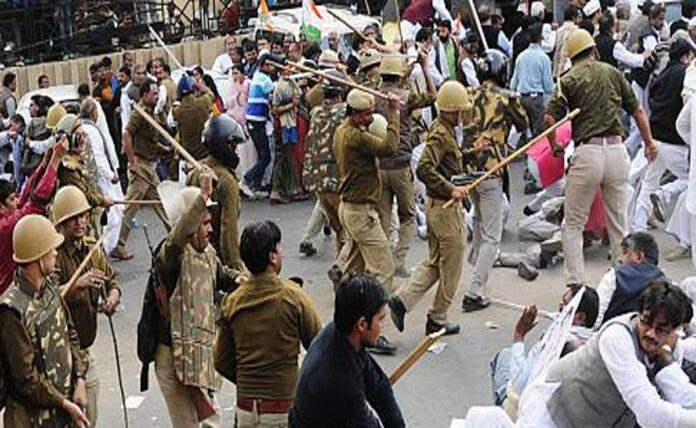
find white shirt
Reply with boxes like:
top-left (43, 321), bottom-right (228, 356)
top-left (594, 268), bottom-right (617, 328)
top-left (461, 57), bottom-right (480, 87)
top-left (83, 121), bottom-right (117, 183)
top-left (518, 323), bottom-right (696, 428)
top-left (614, 41), bottom-right (645, 69)
top-left (121, 82), bottom-right (135, 134)
top-left (677, 96), bottom-right (696, 215)
top-left (212, 53), bottom-right (234, 76)
top-left (432, 0), bottom-right (453, 23)
top-left (541, 23), bottom-right (556, 54)
top-left (155, 83), bottom-right (168, 115)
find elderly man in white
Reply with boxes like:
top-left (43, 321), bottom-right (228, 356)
top-left (80, 98), bottom-right (124, 253)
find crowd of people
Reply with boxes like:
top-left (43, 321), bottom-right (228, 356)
top-left (3, 0), bottom-right (696, 426)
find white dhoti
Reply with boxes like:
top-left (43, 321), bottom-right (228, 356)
top-left (99, 179), bottom-right (125, 254)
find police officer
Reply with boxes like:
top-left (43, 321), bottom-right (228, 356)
top-left (388, 81), bottom-right (472, 336)
top-left (462, 50), bottom-right (529, 312)
top-left (53, 185), bottom-right (121, 426)
top-left (0, 215), bottom-right (89, 428)
top-left (333, 88), bottom-right (401, 353)
top-left (155, 167), bottom-right (241, 427)
top-left (357, 49), bottom-right (382, 89)
top-left (55, 113), bottom-right (114, 234)
top-left (374, 51), bottom-right (437, 277)
top-left (111, 80), bottom-right (170, 260)
top-left (301, 70), bottom-right (348, 259)
top-left (544, 29), bottom-right (657, 286)
top-left (173, 74), bottom-right (214, 162)
top-left (187, 115), bottom-right (247, 272)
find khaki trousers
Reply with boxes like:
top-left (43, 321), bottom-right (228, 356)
top-left (235, 406), bottom-right (288, 428)
top-left (395, 198), bottom-right (466, 323)
top-left (377, 167), bottom-right (417, 270)
top-left (338, 201), bottom-right (395, 292)
top-left (317, 191), bottom-right (345, 258)
top-left (563, 143), bottom-right (630, 285)
top-left (115, 160), bottom-right (169, 251)
top-left (86, 348), bottom-right (99, 427)
top-left (155, 345), bottom-right (221, 428)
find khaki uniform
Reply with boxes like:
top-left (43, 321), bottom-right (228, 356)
top-left (215, 273), bottom-right (321, 427)
top-left (303, 100), bottom-right (347, 256)
top-left (58, 152), bottom-right (109, 208)
top-left (55, 236), bottom-right (121, 426)
top-left (394, 118), bottom-right (465, 323)
top-left (462, 81), bottom-right (528, 299)
top-left (0, 272), bottom-right (87, 428)
top-left (546, 58), bottom-right (638, 285)
top-left (374, 81), bottom-right (436, 271)
top-left (187, 155), bottom-right (245, 272)
top-left (173, 93), bottom-right (214, 161)
top-left (114, 101), bottom-right (170, 253)
top-left (155, 195), bottom-right (241, 427)
top-left (356, 72), bottom-right (381, 91)
top-left (306, 83), bottom-right (324, 112)
top-left (334, 110), bottom-right (400, 291)
top-left (161, 76), bottom-right (178, 115)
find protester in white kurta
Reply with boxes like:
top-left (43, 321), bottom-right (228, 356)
top-left (676, 90), bottom-right (696, 271)
top-left (82, 100), bottom-right (124, 254)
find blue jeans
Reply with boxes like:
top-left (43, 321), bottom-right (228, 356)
top-left (490, 347), bottom-right (513, 406)
top-left (244, 120), bottom-right (271, 188)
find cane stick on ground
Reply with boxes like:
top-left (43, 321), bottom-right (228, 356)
top-left (490, 298), bottom-right (556, 320)
top-left (272, 60), bottom-right (391, 101)
top-left (389, 329), bottom-right (446, 385)
top-left (60, 228), bottom-right (111, 298)
top-left (443, 108), bottom-right (581, 209)
top-left (112, 200), bottom-right (162, 206)
top-left (132, 103), bottom-right (203, 171)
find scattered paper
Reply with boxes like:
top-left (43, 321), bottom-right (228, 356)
top-left (428, 342), bottom-right (447, 354)
top-left (485, 321), bottom-right (500, 329)
top-left (125, 395), bottom-right (145, 409)
top-left (450, 418), bottom-right (466, 428)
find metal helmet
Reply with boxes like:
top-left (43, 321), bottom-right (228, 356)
top-left (55, 113), bottom-right (82, 137)
top-left (13, 214), bottom-right (65, 264)
top-left (46, 103), bottom-right (67, 131)
top-left (321, 70), bottom-right (346, 94)
top-left (359, 49), bottom-right (381, 71)
top-left (478, 49), bottom-right (508, 85)
top-left (203, 115), bottom-right (246, 168)
top-left (566, 29), bottom-right (596, 59)
top-left (379, 56), bottom-right (407, 77)
top-left (318, 50), bottom-right (340, 68)
top-left (368, 114), bottom-right (388, 139)
top-left (159, 183), bottom-right (216, 226)
top-left (178, 73), bottom-right (195, 99)
top-left (52, 185), bottom-right (91, 226)
top-left (436, 81), bottom-right (471, 112)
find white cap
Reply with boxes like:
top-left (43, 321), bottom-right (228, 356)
top-left (689, 17), bottom-right (696, 29)
top-left (531, 2), bottom-right (545, 18)
top-left (583, 0), bottom-right (601, 17)
top-left (517, 2), bottom-right (528, 14)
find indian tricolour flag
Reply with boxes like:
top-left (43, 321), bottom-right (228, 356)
top-left (301, 0), bottom-right (323, 43)
top-left (258, 0), bottom-right (274, 32)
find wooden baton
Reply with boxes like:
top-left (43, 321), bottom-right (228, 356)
top-left (132, 103), bottom-right (203, 171)
top-left (443, 108), bottom-right (581, 209)
top-left (112, 200), bottom-right (162, 206)
top-left (271, 60), bottom-right (391, 101)
top-left (325, 9), bottom-right (368, 40)
top-left (389, 328), bottom-right (446, 385)
top-left (490, 298), bottom-right (556, 320)
top-left (60, 229), bottom-right (111, 298)
top-left (148, 25), bottom-right (184, 70)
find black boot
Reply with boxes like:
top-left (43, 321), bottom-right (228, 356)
top-left (462, 295), bottom-right (491, 312)
top-left (388, 296), bottom-right (407, 332)
top-left (367, 335), bottom-right (397, 355)
top-left (425, 317), bottom-right (460, 336)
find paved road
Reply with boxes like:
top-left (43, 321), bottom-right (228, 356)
top-left (90, 164), bottom-right (693, 427)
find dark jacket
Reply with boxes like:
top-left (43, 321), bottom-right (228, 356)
top-left (649, 59), bottom-right (688, 145)
top-left (595, 33), bottom-right (618, 67)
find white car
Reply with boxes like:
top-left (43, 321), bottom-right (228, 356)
top-left (17, 85), bottom-right (80, 125)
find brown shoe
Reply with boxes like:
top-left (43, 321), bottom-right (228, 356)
top-left (110, 248), bottom-right (134, 261)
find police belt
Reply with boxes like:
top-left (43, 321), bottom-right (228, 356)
top-left (237, 397), bottom-right (294, 414)
top-left (579, 135), bottom-right (622, 146)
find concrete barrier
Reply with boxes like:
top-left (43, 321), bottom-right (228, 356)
top-left (9, 36), bottom-right (228, 98)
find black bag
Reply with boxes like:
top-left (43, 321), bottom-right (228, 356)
top-left (136, 239), bottom-right (165, 392)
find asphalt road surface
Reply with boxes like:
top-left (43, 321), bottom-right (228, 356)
top-left (87, 164), bottom-right (693, 427)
